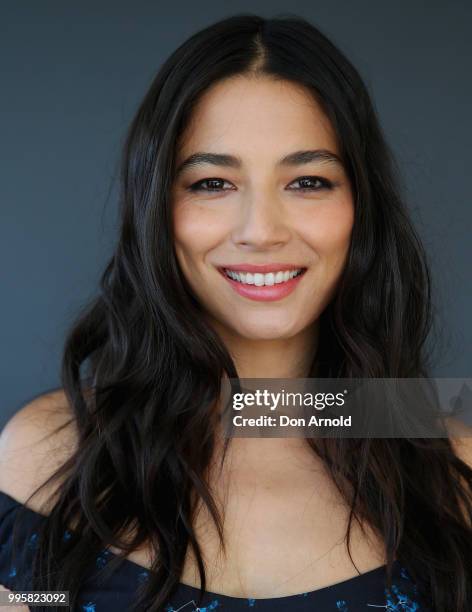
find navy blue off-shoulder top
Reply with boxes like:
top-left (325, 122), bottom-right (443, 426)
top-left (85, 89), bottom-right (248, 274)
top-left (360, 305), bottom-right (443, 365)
top-left (0, 489), bottom-right (429, 611)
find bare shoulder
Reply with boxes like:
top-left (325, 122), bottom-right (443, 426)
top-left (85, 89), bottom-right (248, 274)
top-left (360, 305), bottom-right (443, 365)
top-left (444, 415), bottom-right (472, 468)
top-left (0, 389), bottom-right (79, 513)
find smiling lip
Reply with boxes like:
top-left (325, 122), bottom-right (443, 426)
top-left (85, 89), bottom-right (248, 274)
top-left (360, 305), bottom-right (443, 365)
top-left (217, 265), bottom-right (307, 302)
top-left (220, 263), bottom-right (306, 274)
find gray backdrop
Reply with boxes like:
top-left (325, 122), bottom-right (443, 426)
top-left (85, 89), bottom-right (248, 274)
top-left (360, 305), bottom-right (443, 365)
top-left (1, 1), bottom-right (471, 429)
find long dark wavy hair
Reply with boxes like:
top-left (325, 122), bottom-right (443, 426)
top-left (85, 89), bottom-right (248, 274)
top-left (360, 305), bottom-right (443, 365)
top-left (13, 12), bottom-right (472, 611)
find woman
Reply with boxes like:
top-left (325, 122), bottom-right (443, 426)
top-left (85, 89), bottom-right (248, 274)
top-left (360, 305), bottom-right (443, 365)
top-left (1, 13), bottom-right (471, 612)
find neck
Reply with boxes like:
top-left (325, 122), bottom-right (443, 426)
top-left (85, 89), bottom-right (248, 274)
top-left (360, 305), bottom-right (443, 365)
top-left (203, 320), bottom-right (321, 489)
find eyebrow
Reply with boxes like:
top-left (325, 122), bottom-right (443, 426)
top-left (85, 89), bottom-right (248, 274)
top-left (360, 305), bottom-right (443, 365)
top-left (174, 148), bottom-right (345, 177)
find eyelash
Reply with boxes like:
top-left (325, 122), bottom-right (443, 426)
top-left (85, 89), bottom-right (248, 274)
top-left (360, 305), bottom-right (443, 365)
top-left (187, 176), bottom-right (334, 193)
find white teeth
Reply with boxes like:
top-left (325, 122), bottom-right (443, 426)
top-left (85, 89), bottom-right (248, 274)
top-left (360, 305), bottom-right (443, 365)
top-left (224, 268), bottom-right (304, 286)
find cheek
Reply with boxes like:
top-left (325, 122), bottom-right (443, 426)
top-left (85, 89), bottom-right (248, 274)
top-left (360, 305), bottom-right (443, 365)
top-left (298, 199), bottom-right (354, 265)
top-left (173, 203), bottom-right (228, 269)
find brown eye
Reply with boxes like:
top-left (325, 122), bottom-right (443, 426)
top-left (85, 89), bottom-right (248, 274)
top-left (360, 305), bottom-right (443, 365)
top-left (287, 176), bottom-right (333, 191)
top-left (188, 178), bottom-right (235, 192)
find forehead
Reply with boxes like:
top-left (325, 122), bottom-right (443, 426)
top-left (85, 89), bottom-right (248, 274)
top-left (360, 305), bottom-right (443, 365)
top-left (176, 75), bottom-right (339, 161)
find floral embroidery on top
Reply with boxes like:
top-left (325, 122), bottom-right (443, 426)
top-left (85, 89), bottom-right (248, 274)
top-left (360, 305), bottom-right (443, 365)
top-left (95, 549), bottom-right (112, 569)
top-left (137, 570), bottom-right (150, 583)
top-left (27, 532), bottom-right (38, 550)
top-left (385, 584), bottom-right (420, 611)
top-left (366, 581), bottom-right (422, 610)
top-left (165, 599), bottom-right (219, 612)
top-left (197, 601), bottom-right (220, 611)
top-left (63, 529), bottom-right (72, 542)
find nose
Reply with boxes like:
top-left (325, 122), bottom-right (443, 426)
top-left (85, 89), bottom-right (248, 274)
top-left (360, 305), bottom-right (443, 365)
top-left (231, 190), bottom-right (292, 249)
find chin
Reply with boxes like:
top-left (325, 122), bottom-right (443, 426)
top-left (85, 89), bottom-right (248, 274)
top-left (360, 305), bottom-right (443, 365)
top-left (231, 322), bottom-right (301, 340)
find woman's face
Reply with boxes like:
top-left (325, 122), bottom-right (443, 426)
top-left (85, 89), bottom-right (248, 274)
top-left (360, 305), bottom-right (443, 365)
top-left (171, 75), bottom-right (354, 341)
